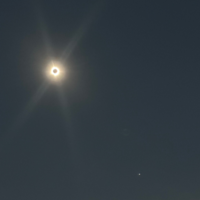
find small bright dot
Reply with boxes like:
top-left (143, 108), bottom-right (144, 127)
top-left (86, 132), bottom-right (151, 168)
top-left (51, 67), bottom-right (60, 76)
top-left (138, 173), bottom-right (141, 176)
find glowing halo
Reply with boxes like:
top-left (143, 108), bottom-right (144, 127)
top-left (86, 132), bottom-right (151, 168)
top-left (51, 66), bottom-right (60, 76)
top-left (45, 61), bottom-right (66, 83)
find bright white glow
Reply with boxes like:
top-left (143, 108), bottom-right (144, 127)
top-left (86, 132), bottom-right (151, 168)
top-left (45, 61), bottom-right (66, 83)
top-left (51, 66), bottom-right (60, 76)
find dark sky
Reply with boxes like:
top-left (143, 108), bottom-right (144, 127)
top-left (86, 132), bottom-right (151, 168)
top-left (1, 0), bottom-right (200, 199)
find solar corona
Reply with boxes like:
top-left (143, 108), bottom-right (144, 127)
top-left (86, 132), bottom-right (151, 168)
top-left (51, 66), bottom-right (60, 76)
top-left (45, 61), bottom-right (66, 83)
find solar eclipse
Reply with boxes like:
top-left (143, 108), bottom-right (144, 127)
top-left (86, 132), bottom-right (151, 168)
top-left (51, 66), bottom-right (60, 76)
top-left (45, 61), bottom-right (66, 83)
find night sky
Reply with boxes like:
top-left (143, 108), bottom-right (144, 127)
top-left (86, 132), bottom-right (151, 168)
top-left (1, 1), bottom-right (200, 199)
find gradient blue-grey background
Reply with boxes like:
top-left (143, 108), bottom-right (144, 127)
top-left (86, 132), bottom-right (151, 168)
top-left (1, 1), bottom-right (200, 199)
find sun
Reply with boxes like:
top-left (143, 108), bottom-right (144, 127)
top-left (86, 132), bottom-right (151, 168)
top-left (51, 66), bottom-right (60, 76)
top-left (45, 61), bottom-right (66, 83)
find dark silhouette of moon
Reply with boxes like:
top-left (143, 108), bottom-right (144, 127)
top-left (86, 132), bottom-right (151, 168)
top-left (53, 69), bottom-right (58, 74)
